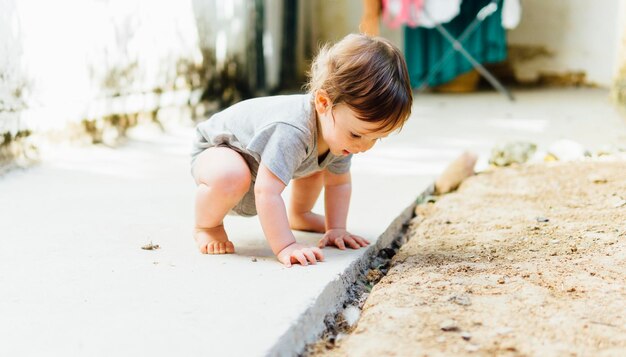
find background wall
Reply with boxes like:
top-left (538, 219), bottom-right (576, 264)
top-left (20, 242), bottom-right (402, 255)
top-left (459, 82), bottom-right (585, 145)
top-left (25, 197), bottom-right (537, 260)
top-left (293, 0), bottom-right (403, 86)
top-left (613, 0), bottom-right (626, 106)
top-left (2, 0), bottom-right (626, 169)
top-left (307, 0), bottom-right (626, 88)
top-left (0, 0), bottom-right (202, 151)
top-left (506, 0), bottom-right (624, 87)
top-left (0, 0), bottom-right (283, 167)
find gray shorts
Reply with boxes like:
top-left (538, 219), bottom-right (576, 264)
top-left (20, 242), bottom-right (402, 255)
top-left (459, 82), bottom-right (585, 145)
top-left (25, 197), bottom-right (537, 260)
top-left (191, 143), bottom-right (258, 218)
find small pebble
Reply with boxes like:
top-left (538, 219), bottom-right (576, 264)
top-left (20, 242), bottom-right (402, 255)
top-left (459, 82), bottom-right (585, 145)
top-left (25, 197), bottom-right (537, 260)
top-left (377, 248), bottom-right (396, 259)
top-left (342, 305), bottom-right (361, 328)
top-left (366, 269), bottom-right (383, 283)
top-left (440, 319), bottom-right (459, 332)
top-left (425, 195), bottom-right (438, 203)
top-left (550, 239), bottom-right (560, 244)
top-left (536, 217), bottom-right (549, 223)
top-left (461, 332), bottom-right (472, 341)
top-left (588, 174), bottom-right (608, 184)
top-left (369, 257), bottom-right (387, 270)
top-left (141, 241), bottom-right (160, 250)
top-left (251, 257), bottom-right (258, 262)
top-left (497, 277), bottom-right (506, 284)
top-left (448, 294), bottom-right (472, 306)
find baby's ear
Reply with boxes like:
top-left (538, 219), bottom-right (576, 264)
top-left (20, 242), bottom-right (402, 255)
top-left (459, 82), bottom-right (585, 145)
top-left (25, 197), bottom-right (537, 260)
top-left (315, 90), bottom-right (332, 113)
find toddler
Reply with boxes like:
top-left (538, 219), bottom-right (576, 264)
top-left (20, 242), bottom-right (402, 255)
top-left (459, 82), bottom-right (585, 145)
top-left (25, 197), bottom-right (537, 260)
top-left (190, 34), bottom-right (412, 267)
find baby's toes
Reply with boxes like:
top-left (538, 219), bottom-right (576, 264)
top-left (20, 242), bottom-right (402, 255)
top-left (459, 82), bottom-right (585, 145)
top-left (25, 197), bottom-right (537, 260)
top-left (207, 242), bottom-right (218, 254)
top-left (197, 239), bottom-right (235, 255)
top-left (195, 238), bottom-right (209, 254)
top-left (207, 241), bottom-right (229, 254)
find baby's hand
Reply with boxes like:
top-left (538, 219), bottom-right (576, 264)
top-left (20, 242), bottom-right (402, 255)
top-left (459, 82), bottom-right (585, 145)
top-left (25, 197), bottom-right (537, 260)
top-left (318, 229), bottom-right (370, 250)
top-left (277, 242), bottom-right (324, 267)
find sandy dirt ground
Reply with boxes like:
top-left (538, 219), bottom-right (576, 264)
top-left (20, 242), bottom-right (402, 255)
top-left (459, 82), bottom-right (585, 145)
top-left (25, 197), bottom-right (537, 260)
top-left (323, 160), bottom-right (626, 357)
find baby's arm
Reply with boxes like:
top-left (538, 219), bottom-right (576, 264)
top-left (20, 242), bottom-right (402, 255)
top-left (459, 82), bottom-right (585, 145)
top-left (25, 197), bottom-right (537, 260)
top-left (255, 163), bottom-right (324, 267)
top-left (318, 170), bottom-right (370, 249)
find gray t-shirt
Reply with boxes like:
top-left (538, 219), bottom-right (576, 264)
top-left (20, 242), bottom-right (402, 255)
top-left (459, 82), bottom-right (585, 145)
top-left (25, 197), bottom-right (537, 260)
top-left (191, 94), bottom-right (352, 186)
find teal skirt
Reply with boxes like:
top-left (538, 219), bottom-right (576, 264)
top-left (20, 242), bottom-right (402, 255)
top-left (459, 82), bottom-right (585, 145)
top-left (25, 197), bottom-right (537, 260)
top-left (404, 0), bottom-right (507, 88)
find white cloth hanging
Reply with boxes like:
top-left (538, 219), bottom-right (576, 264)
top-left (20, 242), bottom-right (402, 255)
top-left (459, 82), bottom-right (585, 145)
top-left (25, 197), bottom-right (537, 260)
top-left (387, 0), bottom-right (522, 29)
top-left (502, 0), bottom-right (522, 29)
top-left (421, 0), bottom-right (522, 29)
top-left (418, 0), bottom-right (462, 28)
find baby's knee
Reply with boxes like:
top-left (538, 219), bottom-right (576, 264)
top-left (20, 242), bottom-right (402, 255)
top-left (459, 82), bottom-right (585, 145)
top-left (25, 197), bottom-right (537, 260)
top-left (194, 148), bottom-right (252, 197)
top-left (203, 170), bottom-right (251, 198)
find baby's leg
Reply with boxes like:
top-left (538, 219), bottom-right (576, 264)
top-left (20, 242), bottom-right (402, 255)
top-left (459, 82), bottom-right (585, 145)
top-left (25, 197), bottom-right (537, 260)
top-left (288, 171), bottom-right (325, 233)
top-left (192, 147), bottom-right (252, 254)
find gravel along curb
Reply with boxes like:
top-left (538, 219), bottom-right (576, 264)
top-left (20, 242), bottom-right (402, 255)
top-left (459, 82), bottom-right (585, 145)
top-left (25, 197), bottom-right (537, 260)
top-left (266, 184), bottom-right (436, 357)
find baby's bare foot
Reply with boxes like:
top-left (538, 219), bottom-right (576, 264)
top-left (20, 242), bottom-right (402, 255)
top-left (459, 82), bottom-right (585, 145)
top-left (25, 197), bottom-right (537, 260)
top-left (288, 211), bottom-right (326, 233)
top-left (194, 226), bottom-right (235, 254)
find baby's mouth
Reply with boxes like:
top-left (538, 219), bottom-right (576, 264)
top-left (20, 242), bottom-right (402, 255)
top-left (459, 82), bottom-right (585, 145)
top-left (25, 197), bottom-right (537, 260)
top-left (342, 149), bottom-right (351, 156)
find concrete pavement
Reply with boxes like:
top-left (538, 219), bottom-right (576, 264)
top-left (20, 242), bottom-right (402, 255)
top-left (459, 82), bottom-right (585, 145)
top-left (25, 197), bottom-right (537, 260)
top-left (1, 88), bottom-right (625, 356)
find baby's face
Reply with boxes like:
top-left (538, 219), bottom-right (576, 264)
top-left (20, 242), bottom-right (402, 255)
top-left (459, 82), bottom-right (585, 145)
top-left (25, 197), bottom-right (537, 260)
top-left (322, 104), bottom-right (392, 156)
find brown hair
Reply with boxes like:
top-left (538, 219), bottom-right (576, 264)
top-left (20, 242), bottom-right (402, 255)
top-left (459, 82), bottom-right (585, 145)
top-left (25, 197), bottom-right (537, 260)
top-left (306, 34), bottom-right (412, 133)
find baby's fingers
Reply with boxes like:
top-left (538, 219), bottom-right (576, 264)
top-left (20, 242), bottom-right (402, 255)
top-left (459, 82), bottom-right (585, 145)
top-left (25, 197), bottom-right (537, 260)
top-left (279, 254), bottom-right (292, 268)
top-left (333, 237), bottom-right (347, 250)
top-left (292, 250), bottom-right (309, 266)
top-left (352, 235), bottom-right (370, 247)
top-left (300, 249), bottom-right (315, 264)
top-left (312, 247), bottom-right (325, 261)
top-left (317, 236), bottom-right (328, 248)
top-left (344, 236), bottom-right (361, 249)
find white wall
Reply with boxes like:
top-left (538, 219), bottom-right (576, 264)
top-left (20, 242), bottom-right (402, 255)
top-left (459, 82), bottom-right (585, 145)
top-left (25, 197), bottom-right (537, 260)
top-left (4, 0), bottom-right (623, 144)
top-left (508, 0), bottom-right (625, 87)
top-left (299, 0), bottom-right (402, 53)
top-left (0, 0), bottom-right (202, 137)
top-left (617, 0), bottom-right (626, 78)
top-left (307, 0), bottom-right (626, 88)
top-left (0, 0), bottom-right (301, 143)
top-left (293, 0), bottom-right (404, 85)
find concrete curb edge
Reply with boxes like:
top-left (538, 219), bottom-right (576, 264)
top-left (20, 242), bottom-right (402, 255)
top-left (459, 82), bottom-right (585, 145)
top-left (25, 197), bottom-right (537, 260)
top-left (267, 183), bottom-right (436, 356)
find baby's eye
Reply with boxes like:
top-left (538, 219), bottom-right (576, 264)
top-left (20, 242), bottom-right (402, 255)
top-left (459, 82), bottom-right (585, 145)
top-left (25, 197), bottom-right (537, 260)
top-left (350, 132), bottom-right (361, 139)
